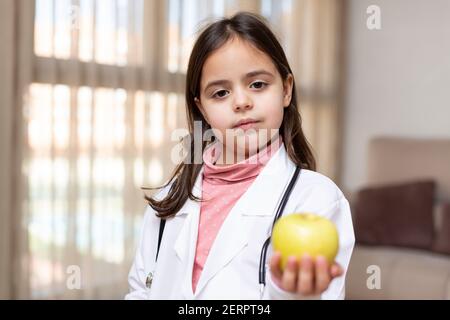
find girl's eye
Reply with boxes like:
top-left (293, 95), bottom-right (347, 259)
top-left (212, 90), bottom-right (229, 99)
top-left (250, 81), bottom-right (267, 89)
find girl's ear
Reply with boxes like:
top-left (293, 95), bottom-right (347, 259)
top-left (195, 97), bottom-right (209, 122)
top-left (194, 97), bottom-right (201, 109)
top-left (282, 74), bottom-right (294, 108)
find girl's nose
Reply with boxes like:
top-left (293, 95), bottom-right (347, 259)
top-left (233, 89), bottom-right (253, 112)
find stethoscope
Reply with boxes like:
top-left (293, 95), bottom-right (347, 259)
top-left (258, 165), bottom-right (301, 298)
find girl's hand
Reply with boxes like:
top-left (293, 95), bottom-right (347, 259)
top-left (269, 251), bottom-right (344, 296)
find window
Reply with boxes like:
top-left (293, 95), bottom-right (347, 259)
top-left (28, 0), bottom-right (187, 298)
top-left (23, 0), bottom-right (341, 298)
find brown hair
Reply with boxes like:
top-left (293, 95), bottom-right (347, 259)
top-left (145, 12), bottom-right (316, 218)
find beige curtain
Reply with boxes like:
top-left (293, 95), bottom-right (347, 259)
top-left (0, 0), bottom-right (16, 300)
top-left (1, 0), bottom-right (343, 299)
top-left (263, 0), bottom-right (345, 181)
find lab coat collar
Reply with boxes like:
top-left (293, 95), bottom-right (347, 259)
top-left (174, 140), bottom-right (294, 217)
top-left (173, 167), bottom-right (203, 217)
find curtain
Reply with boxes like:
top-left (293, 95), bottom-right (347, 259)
top-left (3, 0), bottom-right (344, 299)
top-left (0, 0), bottom-right (17, 300)
top-left (263, 0), bottom-right (345, 181)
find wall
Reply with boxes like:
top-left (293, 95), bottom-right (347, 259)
top-left (342, 0), bottom-right (450, 193)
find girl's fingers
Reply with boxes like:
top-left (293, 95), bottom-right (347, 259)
top-left (270, 254), bottom-right (344, 295)
top-left (314, 256), bottom-right (331, 294)
top-left (281, 256), bottom-right (298, 292)
top-left (297, 254), bottom-right (314, 295)
top-left (331, 263), bottom-right (344, 278)
top-left (269, 252), bottom-right (283, 282)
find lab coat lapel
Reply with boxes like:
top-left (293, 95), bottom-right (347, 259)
top-left (193, 199), bottom-right (252, 297)
top-left (172, 166), bottom-right (204, 299)
top-left (194, 144), bottom-right (296, 297)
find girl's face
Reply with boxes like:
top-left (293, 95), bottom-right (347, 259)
top-left (195, 37), bottom-right (293, 164)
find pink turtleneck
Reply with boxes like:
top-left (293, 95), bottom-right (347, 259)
top-left (192, 137), bottom-right (283, 293)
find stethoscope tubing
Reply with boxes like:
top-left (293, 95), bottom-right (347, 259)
top-left (258, 165), bottom-right (301, 297)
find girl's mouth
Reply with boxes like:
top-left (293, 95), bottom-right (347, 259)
top-left (234, 121), bottom-right (260, 132)
top-left (233, 118), bottom-right (260, 130)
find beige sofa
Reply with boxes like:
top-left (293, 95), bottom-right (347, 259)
top-left (345, 137), bottom-right (450, 299)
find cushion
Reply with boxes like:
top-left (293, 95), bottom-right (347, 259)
top-left (432, 203), bottom-right (450, 255)
top-left (353, 180), bottom-right (435, 249)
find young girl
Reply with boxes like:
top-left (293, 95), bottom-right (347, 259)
top-left (126, 12), bottom-right (354, 300)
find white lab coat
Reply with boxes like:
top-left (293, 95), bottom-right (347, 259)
top-left (125, 144), bottom-right (355, 300)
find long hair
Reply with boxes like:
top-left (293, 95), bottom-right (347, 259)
top-left (145, 12), bottom-right (316, 218)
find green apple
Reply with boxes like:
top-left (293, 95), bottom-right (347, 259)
top-left (271, 213), bottom-right (339, 270)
